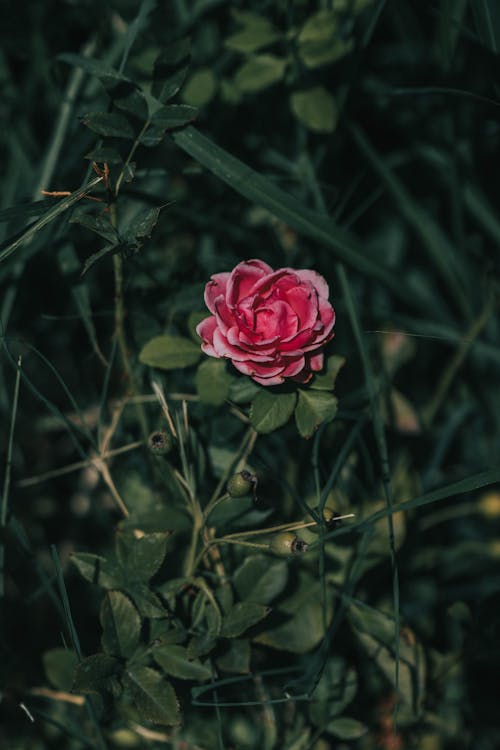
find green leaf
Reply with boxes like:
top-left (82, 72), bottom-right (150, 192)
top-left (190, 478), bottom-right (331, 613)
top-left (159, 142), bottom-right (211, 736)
top-left (181, 68), bottom-right (217, 106)
top-left (250, 390), bottom-right (296, 434)
top-left (73, 653), bottom-right (122, 695)
top-left (81, 112), bottom-right (134, 139)
top-left (70, 211), bottom-right (120, 243)
top-left (124, 667), bottom-right (180, 726)
top-left (310, 355), bottom-right (346, 391)
top-left (43, 648), bottom-right (78, 691)
top-left (150, 104), bottom-right (198, 130)
top-left (327, 717), bottom-right (367, 740)
top-left (170, 127), bottom-right (419, 307)
top-left (124, 206), bottom-right (163, 243)
top-left (128, 583), bottom-right (166, 619)
top-left (221, 602), bottom-right (270, 638)
top-left (152, 39), bottom-right (191, 103)
top-left (84, 146), bottom-right (123, 164)
top-left (295, 390), bottom-right (338, 438)
top-left (290, 87), bottom-right (337, 133)
top-left (215, 639), bottom-right (251, 674)
top-left (115, 531), bottom-right (169, 581)
top-left (153, 645), bottom-right (212, 681)
top-left (308, 658), bottom-right (358, 726)
top-left (233, 55), bottom-right (287, 93)
top-left (139, 335), bottom-right (202, 370)
top-left (471, 0), bottom-right (500, 53)
top-left (71, 552), bottom-right (123, 588)
top-left (225, 12), bottom-right (281, 54)
top-left (297, 10), bottom-right (353, 68)
top-left (81, 243), bottom-right (121, 276)
top-left (233, 555), bottom-right (288, 605)
top-left (100, 591), bottom-right (141, 658)
top-left (195, 359), bottom-right (231, 406)
top-left (228, 377), bottom-right (260, 404)
top-left (114, 89), bottom-right (149, 121)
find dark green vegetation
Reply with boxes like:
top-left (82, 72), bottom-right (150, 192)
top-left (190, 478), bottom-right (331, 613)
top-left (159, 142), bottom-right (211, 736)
top-left (1, 1), bottom-right (500, 748)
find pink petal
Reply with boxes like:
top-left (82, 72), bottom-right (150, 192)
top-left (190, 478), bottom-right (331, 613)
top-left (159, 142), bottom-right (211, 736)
top-left (309, 351), bottom-right (324, 372)
top-left (295, 269), bottom-right (330, 299)
top-left (213, 328), bottom-right (275, 362)
top-left (254, 299), bottom-right (298, 340)
top-left (226, 260), bottom-right (273, 307)
top-left (282, 284), bottom-right (318, 331)
top-left (196, 316), bottom-right (218, 357)
top-left (205, 273), bottom-right (231, 313)
top-left (280, 354), bottom-right (306, 378)
top-left (231, 359), bottom-right (285, 380)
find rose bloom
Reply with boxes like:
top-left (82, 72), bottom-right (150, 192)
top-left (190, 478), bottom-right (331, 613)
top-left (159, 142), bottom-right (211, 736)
top-left (197, 259), bottom-right (335, 386)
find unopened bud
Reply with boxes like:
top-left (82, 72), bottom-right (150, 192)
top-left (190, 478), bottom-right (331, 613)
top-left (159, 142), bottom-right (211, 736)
top-left (227, 470), bottom-right (257, 498)
top-left (270, 532), bottom-right (308, 557)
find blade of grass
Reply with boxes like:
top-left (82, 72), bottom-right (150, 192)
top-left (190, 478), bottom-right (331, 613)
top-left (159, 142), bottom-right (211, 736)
top-left (350, 124), bottom-right (470, 317)
top-left (0, 355), bottom-right (22, 597)
top-left (0, 175), bottom-right (103, 265)
top-left (170, 126), bottom-right (426, 310)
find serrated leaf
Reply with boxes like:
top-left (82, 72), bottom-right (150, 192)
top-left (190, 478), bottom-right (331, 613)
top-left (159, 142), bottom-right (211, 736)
top-left (228, 377), bottom-right (260, 404)
top-left (139, 335), bottom-right (201, 370)
top-left (195, 359), bottom-right (231, 405)
top-left (116, 531), bottom-right (169, 581)
top-left (124, 207), bottom-right (163, 243)
top-left (73, 653), bottom-right (122, 695)
top-left (233, 555), bottom-right (288, 605)
top-left (152, 40), bottom-right (191, 103)
top-left (250, 390), bottom-right (296, 433)
top-left (71, 552), bottom-right (124, 588)
top-left (233, 55), bottom-right (287, 93)
top-left (70, 212), bottom-right (119, 243)
top-left (124, 667), bottom-right (180, 726)
top-left (114, 89), bottom-right (149, 120)
top-left (327, 717), bottom-right (367, 739)
top-left (221, 602), bottom-right (270, 638)
top-left (290, 87), bottom-right (337, 133)
top-left (310, 355), bottom-right (345, 391)
top-left (100, 591), bottom-right (141, 658)
top-left (81, 112), bottom-right (135, 139)
top-left (181, 68), bottom-right (217, 107)
top-left (43, 648), bottom-right (78, 691)
top-left (153, 645), bottom-right (212, 681)
top-left (295, 390), bottom-right (338, 438)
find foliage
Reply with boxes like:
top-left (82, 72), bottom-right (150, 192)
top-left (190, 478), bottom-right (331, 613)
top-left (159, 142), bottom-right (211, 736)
top-left (1, 2), bottom-right (500, 749)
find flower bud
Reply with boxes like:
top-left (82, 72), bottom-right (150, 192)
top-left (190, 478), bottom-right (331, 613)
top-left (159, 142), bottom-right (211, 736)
top-left (270, 532), bottom-right (308, 557)
top-left (227, 470), bottom-right (256, 498)
top-left (148, 430), bottom-right (173, 456)
top-left (304, 504), bottom-right (343, 534)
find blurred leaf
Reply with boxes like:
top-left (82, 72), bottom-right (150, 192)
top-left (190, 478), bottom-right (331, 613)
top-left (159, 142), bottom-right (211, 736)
top-left (215, 639), bottom-right (251, 673)
top-left (81, 112), bottom-right (134, 139)
top-left (128, 583), bottom-right (166, 619)
top-left (233, 554), bottom-right (288, 605)
top-left (139, 334), bottom-right (202, 369)
top-left (181, 68), bottom-right (217, 106)
top-left (115, 531), bottom-right (169, 581)
top-left (290, 87), bottom-right (337, 133)
top-left (114, 89), bottom-right (149, 120)
top-left (295, 390), bottom-right (338, 438)
top-left (84, 146), bottom-right (123, 164)
top-left (153, 645), bottom-right (212, 681)
top-left (310, 355), bottom-right (345, 391)
top-left (124, 667), bottom-right (180, 726)
top-left (100, 591), bottom-right (141, 658)
top-left (124, 206), bottom-right (163, 243)
top-left (471, 0), bottom-right (500, 53)
top-left (225, 12), bottom-right (281, 53)
top-left (196, 359), bottom-right (232, 405)
top-left (73, 653), bottom-right (122, 695)
top-left (0, 200), bottom-right (52, 223)
top-left (308, 658), bottom-right (358, 726)
top-left (43, 648), bottom-right (78, 691)
top-left (234, 55), bottom-right (287, 93)
top-left (327, 717), bottom-right (367, 739)
top-left (221, 602), bottom-right (270, 638)
top-left (151, 104), bottom-right (198, 130)
top-left (250, 390), bottom-right (296, 433)
top-left (228, 377), bottom-right (261, 404)
top-left (298, 10), bottom-right (353, 68)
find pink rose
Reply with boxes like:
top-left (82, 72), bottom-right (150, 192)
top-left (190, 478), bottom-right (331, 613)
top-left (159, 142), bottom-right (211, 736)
top-left (196, 259), bottom-right (335, 386)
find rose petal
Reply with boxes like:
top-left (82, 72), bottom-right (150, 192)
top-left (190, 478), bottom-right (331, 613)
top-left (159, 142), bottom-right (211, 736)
top-left (205, 273), bottom-right (231, 313)
top-left (196, 316), bottom-right (218, 357)
top-left (213, 328), bottom-right (275, 362)
top-left (295, 269), bottom-right (330, 299)
top-left (226, 260), bottom-right (273, 307)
